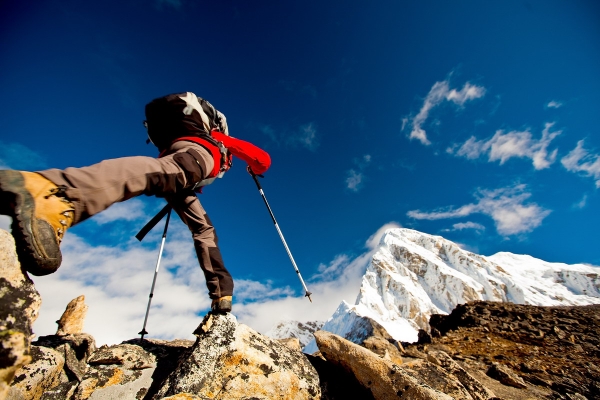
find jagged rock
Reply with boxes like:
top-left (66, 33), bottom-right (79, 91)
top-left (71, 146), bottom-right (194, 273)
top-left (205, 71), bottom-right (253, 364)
top-left (305, 353), bottom-right (375, 400)
top-left (486, 363), bottom-right (527, 389)
top-left (88, 344), bottom-right (156, 370)
top-left (73, 343), bottom-right (158, 400)
top-left (162, 394), bottom-right (203, 400)
top-left (0, 331), bottom-right (30, 400)
top-left (362, 336), bottom-right (403, 365)
top-left (7, 346), bottom-right (65, 400)
top-left (314, 330), bottom-right (452, 400)
top-left (276, 338), bottom-right (302, 352)
top-left (74, 365), bottom-right (155, 400)
top-left (122, 338), bottom-right (195, 399)
top-left (303, 306), bottom-right (397, 354)
top-left (39, 381), bottom-right (79, 400)
top-left (428, 350), bottom-right (496, 400)
top-left (417, 329), bottom-right (433, 344)
top-left (56, 296), bottom-right (88, 336)
top-left (155, 313), bottom-right (321, 399)
top-left (34, 334), bottom-right (96, 382)
top-left (403, 346), bottom-right (428, 360)
top-left (0, 230), bottom-right (42, 400)
top-left (399, 358), bottom-right (475, 400)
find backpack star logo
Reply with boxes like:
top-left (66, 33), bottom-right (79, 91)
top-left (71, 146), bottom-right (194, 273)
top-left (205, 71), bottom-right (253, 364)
top-left (180, 92), bottom-right (210, 130)
top-left (180, 92), bottom-right (202, 116)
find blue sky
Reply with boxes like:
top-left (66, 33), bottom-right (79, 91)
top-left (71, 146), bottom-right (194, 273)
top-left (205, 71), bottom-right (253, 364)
top-left (1, 0), bottom-right (599, 344)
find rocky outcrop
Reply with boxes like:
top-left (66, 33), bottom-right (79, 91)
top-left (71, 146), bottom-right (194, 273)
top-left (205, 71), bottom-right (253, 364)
top-left (33, 333), bottom-right (96, 383)
top-left (425, 301), bottom-right (600, 399)
top-left (155, 313), bottom-right (321, 399)
top-left (314, 330), bottom-right (452, 399)
top-left (426, 350), bottom-right (495, 400)
top-left (56, 296), bottom-right (88, 336)
top-left (8, 314), bottom-right (322, 400)
top-left (6, 345), bottom-right (65, 400)
top-left (0, 230), bottom-right (41, 400)
top-left (5, 298), bottom-right (600, 400)
top-left (7, 295), bottom-right (97, 400)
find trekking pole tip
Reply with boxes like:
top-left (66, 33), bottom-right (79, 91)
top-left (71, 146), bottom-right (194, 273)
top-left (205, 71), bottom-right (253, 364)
top-left (138, 329), bottom-right (148, 341)
top-left (305, 291), bottom-right (313, 303)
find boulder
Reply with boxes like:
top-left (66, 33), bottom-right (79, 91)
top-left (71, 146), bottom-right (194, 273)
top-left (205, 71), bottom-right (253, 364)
top-left (34, 334), bottom-right (96, 382)
top-left (88, 344), bottom-right (156, 370)
top-left (276, 338), bottom-right (302, 352)
top-left (486, 363), bottom-right (527, 389)
top-left (314, 330), bottom-right (452, 400)
top-left (6, 346), bottom-right (65, 400)
top-left (56, 296), bottom-right (88, 336)
top-left (73, 343), bottom-right (157, 400)
top-left (0, 230), bottom-right (42, 400)
top-left (74, 366), bottom-right (155, 400)
top-left (428, 350), bottom-right (496, 400)
top-left (155, 313), bottom-right (321, 399)
top-left (362, 336), bottom-right (403, 365)
top-left (400, 358), bottom-right (475, 400)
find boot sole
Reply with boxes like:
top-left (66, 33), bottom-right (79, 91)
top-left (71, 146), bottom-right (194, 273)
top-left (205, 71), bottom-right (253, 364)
top-left (0, 170), bottom-right (61, 276)
top-left (210, 299), bottom-right (232, 314)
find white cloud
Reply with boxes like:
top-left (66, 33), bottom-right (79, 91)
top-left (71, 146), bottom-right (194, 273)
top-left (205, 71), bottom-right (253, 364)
top-left (442, 221), bottom-right (486, 232)
top-left (345, 154), bottom-right (372, 192)
top-left (33, 225), bottom-right (209, 346)
top-left (406, 79), bottom-right (486, 145)
top-left (346, 170), bottom-right (363, 192)
top-left (407, 184), bottom-right (551, 236)
top-left (365, 222), bottom-right (403, 249)
top-left (561, 140), bottom-right (600, 188)
top-left (573, 194), bottom-right (588, 210)
top-left (0, 216), bottom-right (11, 232)
top-left (0, 141), bottom-right (47, 171)
top-left (452, 122), bottom-right (562, 170)
top-left (313, 254), bottom-right (352, 281)
top-left (238, 248), bottom-right (374, 333)
top-left (547, 101), bottom-right (563, 109)
top-left (296, 123), bottom-right (318, 151)
top-left (446, 83), bottom-right (487, 106)
top-left (259, 125), bottom-right (279, 145)
top-left (90, 199), bottom-right (149, 225)
top-left (233, 279), bottom-right (295, 302)
top-left (260, 123), bottom-right (319, 151)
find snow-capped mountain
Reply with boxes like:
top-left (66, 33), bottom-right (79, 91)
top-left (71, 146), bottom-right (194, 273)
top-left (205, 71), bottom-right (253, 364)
top-left (265, 320), bottom-right (324, 348)
top-left (304, 228), bottom-right (600, 353)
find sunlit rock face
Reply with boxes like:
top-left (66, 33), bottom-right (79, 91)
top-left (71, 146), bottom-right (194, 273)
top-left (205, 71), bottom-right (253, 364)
top-left (304, 228), bottom-right (600, 353)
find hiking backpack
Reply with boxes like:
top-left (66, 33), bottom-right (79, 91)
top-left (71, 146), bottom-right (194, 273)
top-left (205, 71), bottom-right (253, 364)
top-left (144, 92), bottom-right (232, 178)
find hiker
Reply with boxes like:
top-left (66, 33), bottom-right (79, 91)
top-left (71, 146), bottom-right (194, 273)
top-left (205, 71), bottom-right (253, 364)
top-left (0, 92), bottom-right (270, 314)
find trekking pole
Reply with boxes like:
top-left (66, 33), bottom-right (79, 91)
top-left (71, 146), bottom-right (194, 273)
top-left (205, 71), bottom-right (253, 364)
top-left (248, 167), bottom-right (312, 302)
top-left (138, 206), bottom-right (172, 340)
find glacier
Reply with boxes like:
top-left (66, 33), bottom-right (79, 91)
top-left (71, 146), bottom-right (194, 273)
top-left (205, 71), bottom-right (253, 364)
top-left (303, 228), bottom-right (600, 353)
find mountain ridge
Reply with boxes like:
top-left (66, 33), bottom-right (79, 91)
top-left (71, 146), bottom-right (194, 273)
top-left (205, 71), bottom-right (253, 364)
top-left (300, 228), bottom-right (600, 353)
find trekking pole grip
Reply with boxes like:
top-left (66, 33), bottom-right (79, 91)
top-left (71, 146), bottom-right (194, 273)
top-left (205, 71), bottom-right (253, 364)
top-left (247, 166), bottom-right (264, 189)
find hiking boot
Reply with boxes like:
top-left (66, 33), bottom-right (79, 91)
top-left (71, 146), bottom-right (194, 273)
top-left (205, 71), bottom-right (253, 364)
top-left (211, 296), bottom-right (232, 314)
top-left (0, 170), bottom-right (74, 276)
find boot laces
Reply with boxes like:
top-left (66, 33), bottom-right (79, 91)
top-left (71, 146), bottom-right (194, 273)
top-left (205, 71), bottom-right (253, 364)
top-left (45, 185), bottom-right (69, 198)
top-left (45, 185), bottom-right (75, 242)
